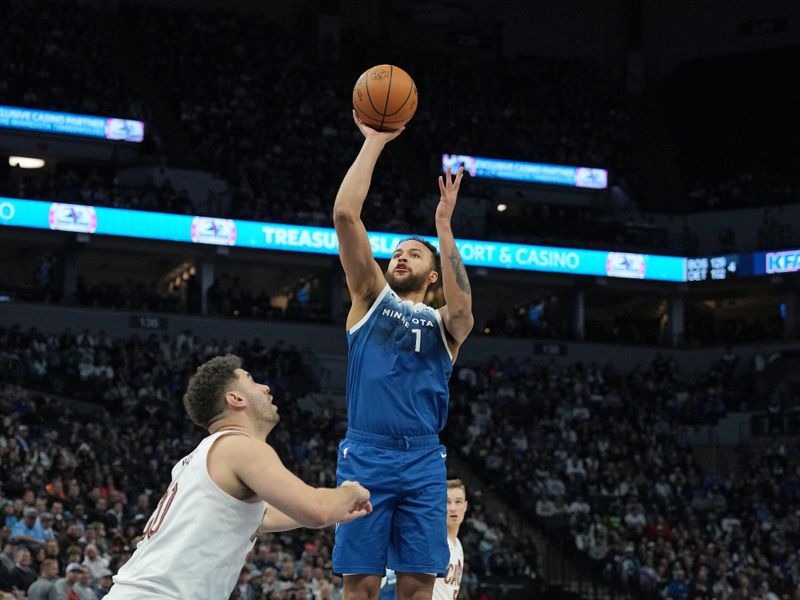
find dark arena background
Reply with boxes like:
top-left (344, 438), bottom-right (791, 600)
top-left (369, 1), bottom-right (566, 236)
top-left (2, 1), bottom-right (800, 599)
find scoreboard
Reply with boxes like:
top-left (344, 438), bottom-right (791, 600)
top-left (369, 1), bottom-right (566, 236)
top-left (686, 255), bottom-right (744, 281)
top-left (686, 249), bottom-right (800, 281)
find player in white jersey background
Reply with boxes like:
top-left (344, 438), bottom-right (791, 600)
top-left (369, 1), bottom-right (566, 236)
top-left (106, 354), bottom-right (372, 600)
top-left (381, 479), bottom-right (468, 600)
top-left (434, 479), bottom-right (468, 600)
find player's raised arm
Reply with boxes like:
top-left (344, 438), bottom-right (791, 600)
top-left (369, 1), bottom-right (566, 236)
top-left (332, 112), bottom-right (403, 300)
top-left (225, 435), bottom-right (371, 529)
top-left (436, 167), bottom-right (474, 348)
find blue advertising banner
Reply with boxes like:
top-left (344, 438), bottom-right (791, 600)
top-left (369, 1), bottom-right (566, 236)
top-left (0, 197), bottom-right (687, 281)
top-left (441, 153), bottom-right (607, 189)
top-left (756, 248), bottom-right (800, 275)
top-left (0, 105), bottom-right (144, 142)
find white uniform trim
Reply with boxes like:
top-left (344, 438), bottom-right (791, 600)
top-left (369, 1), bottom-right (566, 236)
top-left (203, 432), bottom-right (265, 506)
top-left (433, 309), bottom-right (454, 362)
top-left (348, 284), bottom-right (391, 334)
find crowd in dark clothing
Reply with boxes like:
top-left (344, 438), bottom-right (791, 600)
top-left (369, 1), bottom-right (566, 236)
top-left (0, 326), bottom-right (311, 406)
top-left (0, 326), bottom-right (533, 599)
top-left (686, 172), bottom-right (797, 213)
top-left (4, 166), bottom-right (192, 215)
top-left (0, 0), bottom-right (797, 263)
top-left (0, 0), bottom-right (146, 120)
top-left (447, 354), bottom-right (800, 600)
top-left (0, 0), bottom-right (651, 250)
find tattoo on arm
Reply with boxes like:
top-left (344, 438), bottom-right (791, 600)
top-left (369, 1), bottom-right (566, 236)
top-left (448, 248), bottom-right (471, 294)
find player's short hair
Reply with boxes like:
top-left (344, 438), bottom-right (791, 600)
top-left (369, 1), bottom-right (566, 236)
top-left (447, 479), bottom-right (466, 493)
top-left (183, 354), bottom-right (242, 428)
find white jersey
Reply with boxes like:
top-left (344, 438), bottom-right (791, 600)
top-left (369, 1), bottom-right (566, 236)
top-left (433, 536), bottom-right (464, 600)
top-left (108, 431), bottom-right (267, 600)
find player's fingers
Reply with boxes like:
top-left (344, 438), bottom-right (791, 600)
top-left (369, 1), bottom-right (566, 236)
top-left (438, 176), bottom-right (446, 195)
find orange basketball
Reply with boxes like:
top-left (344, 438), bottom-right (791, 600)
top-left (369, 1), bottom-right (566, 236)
top-left (352, 65), bottom-right (418, 132)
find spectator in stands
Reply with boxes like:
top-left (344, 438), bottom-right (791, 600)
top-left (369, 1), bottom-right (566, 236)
top-left (76, 565), bottom-right (98, 599)
top-left (82, 543), bottom-right (110, 582)
top-left (0, 539), bottom-right (16, 573)
top-left (8, 546), bottom-right (37, 592)
top-left (93, 567), bottom-right (114, 599)
top-left (11, 507), bottom-right (47, 550)
top-left (662, 567), bottom-right (690, 600)
top-left (54, 562), bottom-right (83, 599)
top-left (25, 557), bottom-right (60, 600)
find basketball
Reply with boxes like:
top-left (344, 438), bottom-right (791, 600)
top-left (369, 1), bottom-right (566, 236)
top-left (352, 65), bottom-right (418, 132)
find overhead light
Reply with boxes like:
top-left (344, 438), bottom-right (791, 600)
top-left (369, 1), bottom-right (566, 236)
top-left (9, 156), bottom-right (45, 169)
top-left (496, 203), bottom-right (507, 212)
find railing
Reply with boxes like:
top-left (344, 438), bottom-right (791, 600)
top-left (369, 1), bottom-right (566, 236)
top-left (528, 513), bottom-right (703, 600)
top-left (750, 412), bottom-right (800, 437)
top-left (473, 576), bottom-right (543, 600)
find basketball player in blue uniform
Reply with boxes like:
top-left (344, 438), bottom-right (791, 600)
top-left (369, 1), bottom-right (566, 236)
top-left (332, 111), bottom-right (474, 600)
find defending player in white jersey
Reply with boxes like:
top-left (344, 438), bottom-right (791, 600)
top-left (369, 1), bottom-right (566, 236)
top-left (106, 354), bottom-right (371, 600)
top-left (434, 479), bottom-right (468, 600)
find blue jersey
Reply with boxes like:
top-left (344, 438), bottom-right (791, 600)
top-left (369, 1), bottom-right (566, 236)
top-left (346, 284), bottom-right (453, 436)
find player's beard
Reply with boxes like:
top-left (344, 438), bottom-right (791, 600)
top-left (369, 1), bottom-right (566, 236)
top-left (260, 397), bottom-right (280, 426)
top-left (386, 269), bottom-right (429, 295)
top-left (268, 403), bottom-right (280, 425)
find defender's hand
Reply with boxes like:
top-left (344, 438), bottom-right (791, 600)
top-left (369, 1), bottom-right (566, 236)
top-left (340, 480), bottom-right (373, 523)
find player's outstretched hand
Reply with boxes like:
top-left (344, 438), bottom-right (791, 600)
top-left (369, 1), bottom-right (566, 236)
top-left (436, 166), bottom-right (465, 225)
top-left (339, 480), bottom-right (373, 523)
top-left (353, 110), bottom-right (404, 143)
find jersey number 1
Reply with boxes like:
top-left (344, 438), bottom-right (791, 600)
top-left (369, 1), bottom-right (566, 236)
top-left (411, 328), bottom-right (421, 352)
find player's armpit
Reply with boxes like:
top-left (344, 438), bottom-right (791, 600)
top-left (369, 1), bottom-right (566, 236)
top-left (224, 436), bottom-right (334, 528)
top-left (438, 305), bottom-right (474, 347)
top-left (223, 436), bottom-right (369, 529)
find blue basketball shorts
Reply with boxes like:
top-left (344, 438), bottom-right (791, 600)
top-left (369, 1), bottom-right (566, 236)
top-left (332, 430), bottom-right (449, 577)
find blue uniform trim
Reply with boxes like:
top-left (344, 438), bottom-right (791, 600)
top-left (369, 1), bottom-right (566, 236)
top-left (346, 428), bottom-right (440, 450)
